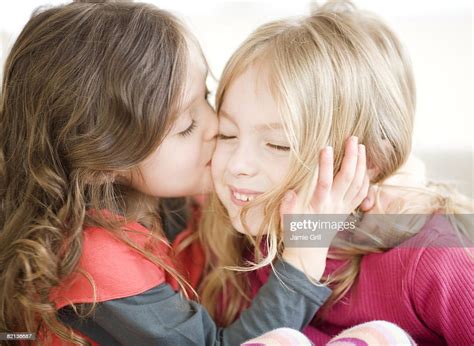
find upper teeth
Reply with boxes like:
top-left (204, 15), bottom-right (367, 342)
top-left (233, 192), bottom-right (255, 202)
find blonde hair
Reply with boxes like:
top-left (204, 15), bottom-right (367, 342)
top-left (199, 0), bottom-right (473, 326)
top-left (0, 1), bottom-right (199, 344)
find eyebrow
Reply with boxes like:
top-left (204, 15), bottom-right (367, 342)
top-left (220, 109), bottom-right (284, 131)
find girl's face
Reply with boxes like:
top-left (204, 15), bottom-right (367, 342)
top-left (212, 63), bottom-right (292, 235)
top-left (133, 46), bottom-right (218, 197)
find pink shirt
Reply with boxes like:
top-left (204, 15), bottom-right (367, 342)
top-left (248, 214), bottom-right (473, 345)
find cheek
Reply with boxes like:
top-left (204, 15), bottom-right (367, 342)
top-left (264, 156), bottom-right (292, 186)
top-left (167, 138), bottom-right (202, 170)
top-left (211, 144), bottom-right (228, 183)
top-left (151, 141), bottom-right (202, 192)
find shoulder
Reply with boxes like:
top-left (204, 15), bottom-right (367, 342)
top-left (402, 214), bottom-right (472, 277)
top-left (405, 215), bottom-right (473, 310)
top-left (51, 222), bottom-right (170, 309)
top-left (405, 216), bottom-right (473, 344)
top-left (411, 246), bottom-right (472, 287)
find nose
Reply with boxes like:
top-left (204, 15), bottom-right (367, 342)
top-left (227, 140), bottom-right (258, 178)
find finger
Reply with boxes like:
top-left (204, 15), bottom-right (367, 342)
top-left (333, 136), bottom-right (359, 197)
top-left (280, 190), bottom-right (298, 236)
top-left (360, 184), bottom-right (376, 211)
top-left (344, 143), bottom-right (366, 202)
top-left (353, 172), bottom-right (370, 207)
top-left (311, 146), bottom-right (333, 208)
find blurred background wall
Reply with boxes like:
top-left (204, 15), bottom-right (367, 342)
top-left (1, 0), bottom-right (472, 196)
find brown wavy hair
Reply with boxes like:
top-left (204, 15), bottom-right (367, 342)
top-left (0, 1), bottom-right (195, 344)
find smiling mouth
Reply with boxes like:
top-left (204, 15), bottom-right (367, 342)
top-left (229, 187), bottom-right (262, 205)
top-left (233, 192), bottom-right (256, 202)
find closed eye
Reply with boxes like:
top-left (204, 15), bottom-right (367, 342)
top-left (217, 134), bottom-right (236, 140)
top-left (267, 143), bottom-right (290, 151)
top-left (178, 119), bottom-right (197, 137)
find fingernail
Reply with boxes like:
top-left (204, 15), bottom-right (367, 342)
top-left (326, 146), bottom-right (333, 155)
top-left (359, 144), bottom-right (365, 153)
top-left (352, 136), bottom-right (358, 144)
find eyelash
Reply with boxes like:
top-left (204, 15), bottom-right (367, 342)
top-left (267, 143), bottom-right (290, 152)
top-left (218, 134), bottom-right (290, 152)
top-left (217, 134), bottom-right (235, 140)
top-left (179, 119), bottom-right (197, 137)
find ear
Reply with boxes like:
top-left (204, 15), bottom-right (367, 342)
top-left (367, 165), bottom-right (379, 182)
top-left (366, 153), bottom-right (380, 182)
top-left (360, 139), bottom-right (392, 212)
top-left (360, 154), bottom-right (379, 213)
top-left (366, 138), bottom-right (393, 181)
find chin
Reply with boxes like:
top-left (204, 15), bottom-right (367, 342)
top-left (234, 226), bottom-right (247, 235)
top-left (231, 217), bottom-right (260, 236)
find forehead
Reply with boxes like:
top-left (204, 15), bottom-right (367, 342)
top-left (186, 37), bottom-right (208, 76)
top-left (181, 40), bottom-right (208, 105)
top-left (221, 63), bottom-right (280, 127)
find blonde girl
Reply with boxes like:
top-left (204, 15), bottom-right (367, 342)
top-left (199, 1), bottom-right (473, 345)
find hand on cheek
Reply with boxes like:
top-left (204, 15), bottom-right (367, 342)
top-left (280, 136), bottom-right (370, 281)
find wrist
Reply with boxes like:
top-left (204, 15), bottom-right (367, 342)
top-left (282, 247), bottom-right (329, 282)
